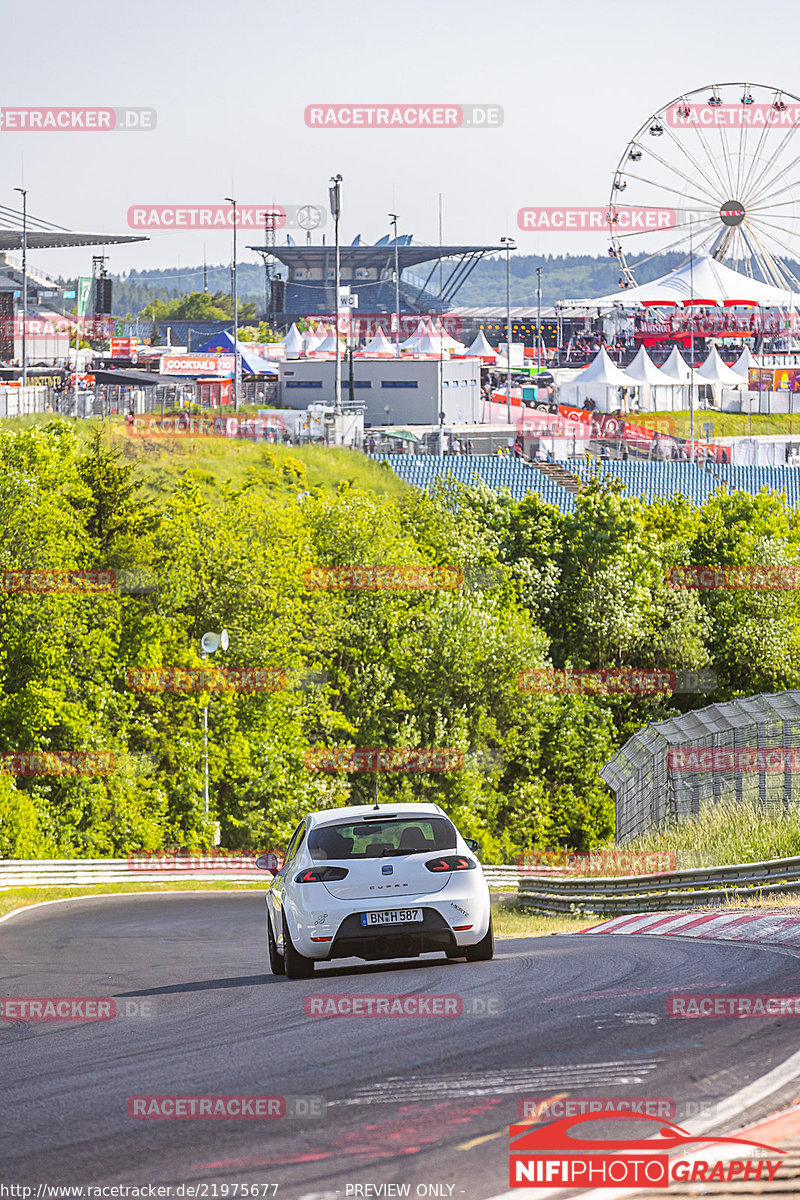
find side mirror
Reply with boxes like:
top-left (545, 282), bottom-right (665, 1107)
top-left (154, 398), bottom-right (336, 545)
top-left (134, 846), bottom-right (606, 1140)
top-left (255, 851), bottom-right (282, 876)
top-left (464, 838), bottom-right (480, 854)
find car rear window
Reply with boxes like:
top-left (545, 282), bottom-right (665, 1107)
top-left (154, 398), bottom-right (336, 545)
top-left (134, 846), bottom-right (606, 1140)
top-left (308, 817), bottom-right (457, 860)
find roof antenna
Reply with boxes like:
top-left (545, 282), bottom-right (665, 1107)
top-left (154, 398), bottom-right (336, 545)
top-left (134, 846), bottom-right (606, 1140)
top-left (374, 773), bottom-right (379, 809)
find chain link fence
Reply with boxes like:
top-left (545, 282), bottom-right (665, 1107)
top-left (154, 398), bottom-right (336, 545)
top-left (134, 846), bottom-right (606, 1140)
top-left (602, 690), bottom-right (800, 842)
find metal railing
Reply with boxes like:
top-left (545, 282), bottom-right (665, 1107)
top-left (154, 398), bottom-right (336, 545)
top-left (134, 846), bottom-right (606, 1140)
top-left (517, 854), bottom-right (800, 915)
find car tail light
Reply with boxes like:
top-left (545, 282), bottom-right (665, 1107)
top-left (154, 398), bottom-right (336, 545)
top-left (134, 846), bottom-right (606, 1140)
top-left (424, 855), bottom-right (476, 873)
top-left (294, 866), bottom-right (349, 883)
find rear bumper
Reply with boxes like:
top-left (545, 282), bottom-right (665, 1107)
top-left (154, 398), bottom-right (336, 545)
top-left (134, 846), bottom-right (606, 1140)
top-left (328, 909), bottom-right (455, 961)
top-left (287, 883), bottom-right (491, 960)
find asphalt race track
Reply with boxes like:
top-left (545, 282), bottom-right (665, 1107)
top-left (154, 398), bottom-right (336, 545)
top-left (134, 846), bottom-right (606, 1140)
top-left (3, 893), bottom-right (800, 1199)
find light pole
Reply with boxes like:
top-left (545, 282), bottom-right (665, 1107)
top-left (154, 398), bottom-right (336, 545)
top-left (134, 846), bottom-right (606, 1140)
top-left (330, 175), bottom-right (343, 413)
top-left (500, 237), bottom-right (516, 425)
top-left (200, 628), bottom-right (228, 831)
top-left (536, 266), bottom-right (543, 369)
top-left (689, 217), bottom-right (694, 462)
top-left (14, 188), bottom-right (27, 388)
top-left (225, 197), bottom-right (240, 412)
top-left (389, 212), bottom-right (401, 358)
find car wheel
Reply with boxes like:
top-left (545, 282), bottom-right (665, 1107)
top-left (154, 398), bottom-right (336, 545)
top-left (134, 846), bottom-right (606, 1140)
top-left (282, 908), bottom-right (315, 979)
top-left (465, 916), bottom-right (494, 962)
top-left (268, 910), bottom-right (285, 975)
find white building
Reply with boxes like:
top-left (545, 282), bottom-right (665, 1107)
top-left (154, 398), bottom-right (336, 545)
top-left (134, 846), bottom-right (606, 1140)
top-left (278, 356), bottom-right (482, 425)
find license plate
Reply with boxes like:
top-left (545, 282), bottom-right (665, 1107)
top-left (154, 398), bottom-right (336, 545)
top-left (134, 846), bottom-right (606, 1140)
top-left (361, 908), bottom-right (423, 927)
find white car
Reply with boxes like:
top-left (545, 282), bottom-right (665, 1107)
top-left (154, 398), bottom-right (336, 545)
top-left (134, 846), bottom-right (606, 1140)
top-left (258, 803), bottom-right (493, 979)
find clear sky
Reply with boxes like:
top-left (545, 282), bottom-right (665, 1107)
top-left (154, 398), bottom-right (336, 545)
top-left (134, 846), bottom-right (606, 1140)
top-left (3, 0), bottom-right (799, 285)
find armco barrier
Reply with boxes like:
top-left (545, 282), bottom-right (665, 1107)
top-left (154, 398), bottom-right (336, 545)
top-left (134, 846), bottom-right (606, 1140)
top-left (517, 854), bottom-right (800, 915)
top-left (0, 859), bottom-right (522, 890)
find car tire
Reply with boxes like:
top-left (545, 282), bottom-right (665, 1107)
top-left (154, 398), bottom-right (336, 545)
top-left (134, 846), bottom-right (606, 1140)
top-left (445, 948), bottom-right (466, 960)
top-left (268, 910), bottom-right (285, 975)
top-left (465, 916), bottom-right (494, 962)
top-left (282, 908), bottom-right (315, 979)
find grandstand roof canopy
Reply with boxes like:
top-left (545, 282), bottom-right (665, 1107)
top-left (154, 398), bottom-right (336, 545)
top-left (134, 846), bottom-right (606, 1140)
top-left (249, 243), bottom-right (504, 271)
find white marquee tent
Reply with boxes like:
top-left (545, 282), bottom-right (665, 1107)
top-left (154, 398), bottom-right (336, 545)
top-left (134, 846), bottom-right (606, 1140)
top-left (565, 254), bottom-right (800, 311)
top-left (560, 347), bottom-right (633, 412)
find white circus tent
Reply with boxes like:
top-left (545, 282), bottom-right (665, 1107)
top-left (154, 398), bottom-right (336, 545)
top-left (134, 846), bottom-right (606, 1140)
top-left (566, 253), bottom-right (800, 311)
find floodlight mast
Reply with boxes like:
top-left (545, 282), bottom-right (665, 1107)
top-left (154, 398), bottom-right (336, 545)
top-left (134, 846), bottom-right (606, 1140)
top-left (199, 628), bottom-right (228, 827)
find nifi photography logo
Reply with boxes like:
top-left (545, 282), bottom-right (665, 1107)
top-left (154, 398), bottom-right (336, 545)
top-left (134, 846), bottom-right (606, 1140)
top-left (508, 1111), bottom-right (784, 1188)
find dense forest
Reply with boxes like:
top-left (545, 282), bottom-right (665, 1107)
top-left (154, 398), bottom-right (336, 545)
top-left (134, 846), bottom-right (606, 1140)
top-left (2, 423), bottom-right (797, 861)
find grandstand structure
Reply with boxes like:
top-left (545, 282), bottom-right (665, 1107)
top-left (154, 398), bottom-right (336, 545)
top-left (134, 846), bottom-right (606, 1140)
top-left (602, 692), bottom-right (800, 843)
top-left (376, 456), bottom-right (800, 513)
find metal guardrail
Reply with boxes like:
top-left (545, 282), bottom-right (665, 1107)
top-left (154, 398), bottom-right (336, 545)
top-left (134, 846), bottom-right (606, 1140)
top-left (0, 859), bottom-right (523, 890)
top-left (517, 854), bottom-right (800, 915)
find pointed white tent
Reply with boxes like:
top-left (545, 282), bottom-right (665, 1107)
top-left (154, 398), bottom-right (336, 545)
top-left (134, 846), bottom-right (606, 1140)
top-left (314, 331), bottom-right (347, 354)
top-left (624, 346), bottom-right (673, 412)
top-left (358, 329), bottom-right (395, 357)
top-left (281, 323), bottom-right (304, 357)
top-left (428, 318), bottom-right (465, 353)
top-left (399, 318), bottom-right (429, 351)
top-left (731, 345), bottom-right (759, 379)
top-left (466, 329), bottom-right (498, 359)
top-left (696, 346), bottom-right (744, 386)
top-left (561, 348), bottom-right (633, 413)
top-left (659, 347), bottom-right (693, 384)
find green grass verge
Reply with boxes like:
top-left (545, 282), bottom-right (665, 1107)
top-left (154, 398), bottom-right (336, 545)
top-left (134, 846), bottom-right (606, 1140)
top-left (634, 410), bottom-right (800, 440)
top-left (620, 798), bottom-right (800, 868)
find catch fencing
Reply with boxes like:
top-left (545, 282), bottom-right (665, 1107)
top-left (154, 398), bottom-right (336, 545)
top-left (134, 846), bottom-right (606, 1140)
top-left (602, 690), bottom-right (800, 842)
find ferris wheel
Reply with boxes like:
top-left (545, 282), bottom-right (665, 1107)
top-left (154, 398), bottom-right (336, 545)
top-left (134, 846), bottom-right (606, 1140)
top-left (609, 82), bottom-right (800, 292)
